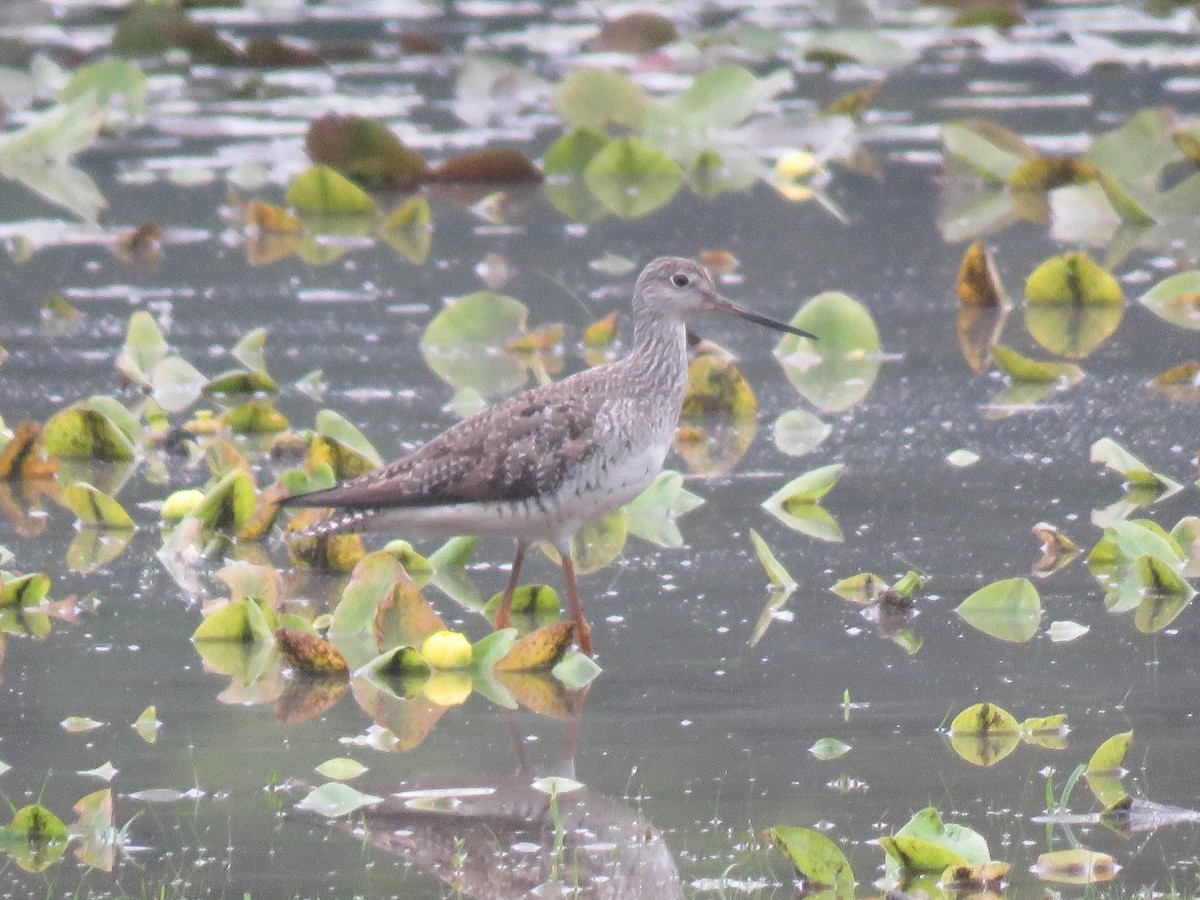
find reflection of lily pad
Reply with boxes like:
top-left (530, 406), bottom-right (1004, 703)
top-left (675, 356), bottom-right (757, 477)
top-left (775, 292), bottom-right (880, 412)
top-left (420, 291), bottom-right (530, 397)
top-left (1024, 304), bottom-right (1122, 360)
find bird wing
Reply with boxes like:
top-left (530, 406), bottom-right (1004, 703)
top-left (282, 382), bottom-right (607, 510)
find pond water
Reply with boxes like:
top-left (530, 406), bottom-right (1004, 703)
top-left (2, 1), bottom-right (1200, 897)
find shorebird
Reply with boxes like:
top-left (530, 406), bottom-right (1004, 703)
top-left (282, 257), bottom-right (815, 656)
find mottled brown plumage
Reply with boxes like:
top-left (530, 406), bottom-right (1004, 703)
top-left (283, 257), bottom-right (815, 656)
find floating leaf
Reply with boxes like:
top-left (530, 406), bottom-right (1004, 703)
top-left (554, 68), bottom-right (646, 132)
top-left (221, 399), bottom-right (289, 435)
top-left (1088, 730), bottom-right (1133, 779)
top-left (331, 552), bottom-right (403, 636)
top-left (948, 701), bottom-right (1021, 766)
top-left (430, 147), bottom-right (541, 183)
top-left (305, 113), bottom-right (427, 190)
top-left (941, 119), bottom-right (1034, 181)
top-left (624, 470), bottom-right (703, 549)
top-left (377, 196), bottom-right (432, 264)
top-left (772, 409), bottom-right (830, 458)
top-left (60, 58), bottom-right (147, 131)
top-left (192, 597), bottom-right (274, 644)
top-left (0, 421), bottom-right (58, 479)
top-left (1090, 437), bottom-right (1181, 494)
top-left (422, 670), bottom-right (473, 707)
top-left (483, 584), bottom-right (559, 626)
top-left (769, 825), bottom-right (854, 892)
top-left (1032, 849), bottom-right (1120, 885)
top-left (956, 241), bottom-right (1006, 307)
top-left (568, 508), bottom-right (627, 574)
top-left (134, 705), bottom-right (160, 743)
top-left (765, 501), bottom-right (844, 543)
top-left (77, 761), bottom-right (118, 782)
top-left (776, 292), bottom-right (880, 412)
top-left (61, 716), bottom-right (104, 733)
top-left (764, 463), bottom-right (843, 507)
top-left (315, 409), bottom-right (382, 468)
top-left (991, 345), bottom-right (1083, 385)
top-left (150, 356), bottom-right (206, 414)
top-left (0, 572), bottom-right (51, 608)
top-left (494, 621), bottom-right (576, 672)
top-left (315, 758), bottom-right (367, 781)
top-left (295, 782), bottom-right (382, 818)
top-left (830, 572), bottom-right (886, 604)
top-left (1137, 270), bottom-right (1200, 330)
top-left (803, 29), bottom-right (916, 69)
top-left (551, 651), bottom-right (602, 689)
top-left (881, 807), bottom-right (989, 876)
top-left (809, 738), bottom-right (851, 760)
top-left (946, 449), bottom-right (980, 467)
top-left (190, 468), bottom-right (256, 534)
top-left (275, 627), bottom-right (349, 677)
top-left (355, 645), bottom-right (431, 680)
top-left (286, 165), bottom-right (376, 216)
top-left (749, 529), bottom-right (795, 590)
top-left (203, 368), bottom-right (278, 397)
top-left (420, 291), bottom-right (530, 397)
top-left (955, 577), bottom-right (1041, 642)
top-left (591, 11), bottom-right (677, 53)
top-left (43, 398), bottom-right (137, 461)
top-left (62, 482), bottom-right (134, 529)
top-left (1026, 251), bottom-right (1124, 307)
top-left (584, 137), bottom-right (682, 219)
top-left (1048, 620), bottom-right (1089, 642)
top-left (9, 804), bottom-right (68, 841)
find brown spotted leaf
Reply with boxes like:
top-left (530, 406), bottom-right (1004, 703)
top-left (956, 241), bottom-right (1006, 308)
top-left (494, 621), bottom-right (576, 672)
top-left (306, 113), bottom-right (428, 190)
top-left (275, 627), bottom-right (349, 677)
top-left (591, 12), bottom-right (678, 53)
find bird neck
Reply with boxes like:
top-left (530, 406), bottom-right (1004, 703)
top-left (629, 309), bottom-right (689, 404)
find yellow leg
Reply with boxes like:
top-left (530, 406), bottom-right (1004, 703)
top-left (560, 552), bottom-right (594, 657)
top-left (494, 540), bottom-right (528, 630)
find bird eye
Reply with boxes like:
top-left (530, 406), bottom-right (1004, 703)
top-left (671, 273), bottom-right (689, 287)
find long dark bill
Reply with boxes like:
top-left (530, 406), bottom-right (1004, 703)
top-left (719, 297), bottom-right (817, 340)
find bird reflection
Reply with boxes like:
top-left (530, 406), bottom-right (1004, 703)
top-left (298, 696), bottom-right (682, 899)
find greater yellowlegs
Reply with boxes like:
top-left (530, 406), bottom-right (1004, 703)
top-left (283, 257), bottom-right (815, 656)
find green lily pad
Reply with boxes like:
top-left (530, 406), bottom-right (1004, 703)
top-left (809, 737), bottom-right (851, 760)
top-left (991, 345), bottom-right (1084, 385)
top-left (44, 397), bottom-right (138, 461)
top-left (354, 645), bottom-right (431, 680)
top-left (221, 399), bottom-right (288, 435)
top-left (543, 126), bottom-right (610, 179)
top-left (150, 355), bottom-right (206, 413)
top-left (955, 577), bottom-right (1041, 642)
top-left (62, 481), bottom-right (134, 529)
top-left (769, 825), bottom-right (854, 893)
top-left (1137, 270), bottom-right (1200, 330)
top-left (551, 651), bottom-right (602, 689)
top-left (948, 702), bottom-right (1022, 766)
top-left (286, 164), bottom-right (376, 216)
top-left (765, 463), bottom-right (844, 506)
top-left (554, 68), bottom-right (646, 131)
top-left (420, 291), bottom-right (530, 397)
top-left (949, 701), bottom-right (1019, 735)
top-left (60, 58), bottom-right (147, 131)
top-left (624, 470), bottom-right (704, 548)
top-left (483, 585), bottom-right (560, 624)
top-left (1025, 251), bottom-right (1124, 306)
top-left (773, 408), bottom-right (831, 457)
top-left (749, 529), bottom-right (795, 590)
top-left (775, 292), bottom-right (880, 412)
top-left (583, 137), bottom-right (682, 219)
top-left (882, 807), bottom-right (989, 876)
top-left (203, 368), bottom-right (279, 396)
top-left (190, 468), bottom-right (256, 534)
top-left (192, 597), bottom-right (274, 643)
top-left (0, 572), bottom-right (50, 608)
top-left (332, 551), bottom-right (403, 636)
top-left (115, 311), bottom-right (168, 388)
top-left (316, 409), bottom-right (381, 468)
top-left (315, 758), bottom-right (368, 781)
top-left (657, 65), bottom-right (791, 132)
top-left (1091, 437), bottom-right (1182, 494)
top-left (9, 804), bottom-right (68, 842)
top-left (1087, 730), bottom-right (1133, 775)
top-left (569, 508), bottom-right (627, 574)
top-left (295, 782), bottom-right (382, 818)
top-left (941, 119), bottom-right (1034, 182)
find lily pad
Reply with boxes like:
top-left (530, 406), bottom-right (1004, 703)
top-left (420, 291), bottom-right (530, 397)
top-left (769, 825), bottom-right (854, 893)
top-left (1090, 437), bottom-right (1181, 494)
top-left (44, 397), bottom-right (138, 461)
top-left (295, 782), bottom-right (382, 818)
top-left (192, 597), bottom-right (274, 644)
top-left (1137, 270), bottom-right (1200, 330)
top-left (494, 621), bottom-right (576, 672)
top-left (189, 468), bottom-right (256, 534)
top-left (955, 577), bottom-right (1041, 642)
top-left (584, 137), bottom-right (682, 219)
top-left (286, 165), bottom-right (376, 216)
top-left (1025, 251), bottom-right (1124, 306)
top-left (881, 807), bottom-right (990, 876)
top-left (749, 529), bottom-right (795, 590)
top-left (624, 470), bottom-right (704, 548)
top-left (150, 356), bottom-right (206, 413)
top-left (772, 408), bottom-right (831, 457)
top-left (377, 196), bottom-right (432, 265)
top-left (305, 113), bottom-right (427, 190)
top-left (116, 311), bottom-right (168, 388)
top-left (775, 292), bottom-right (880, 412)
top-left (956, 241), bottom-right (1007, 308)
top-left (554, 68), bottom-right (646, 132)
top-left (990, 345), bottom-right (1084, 385)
